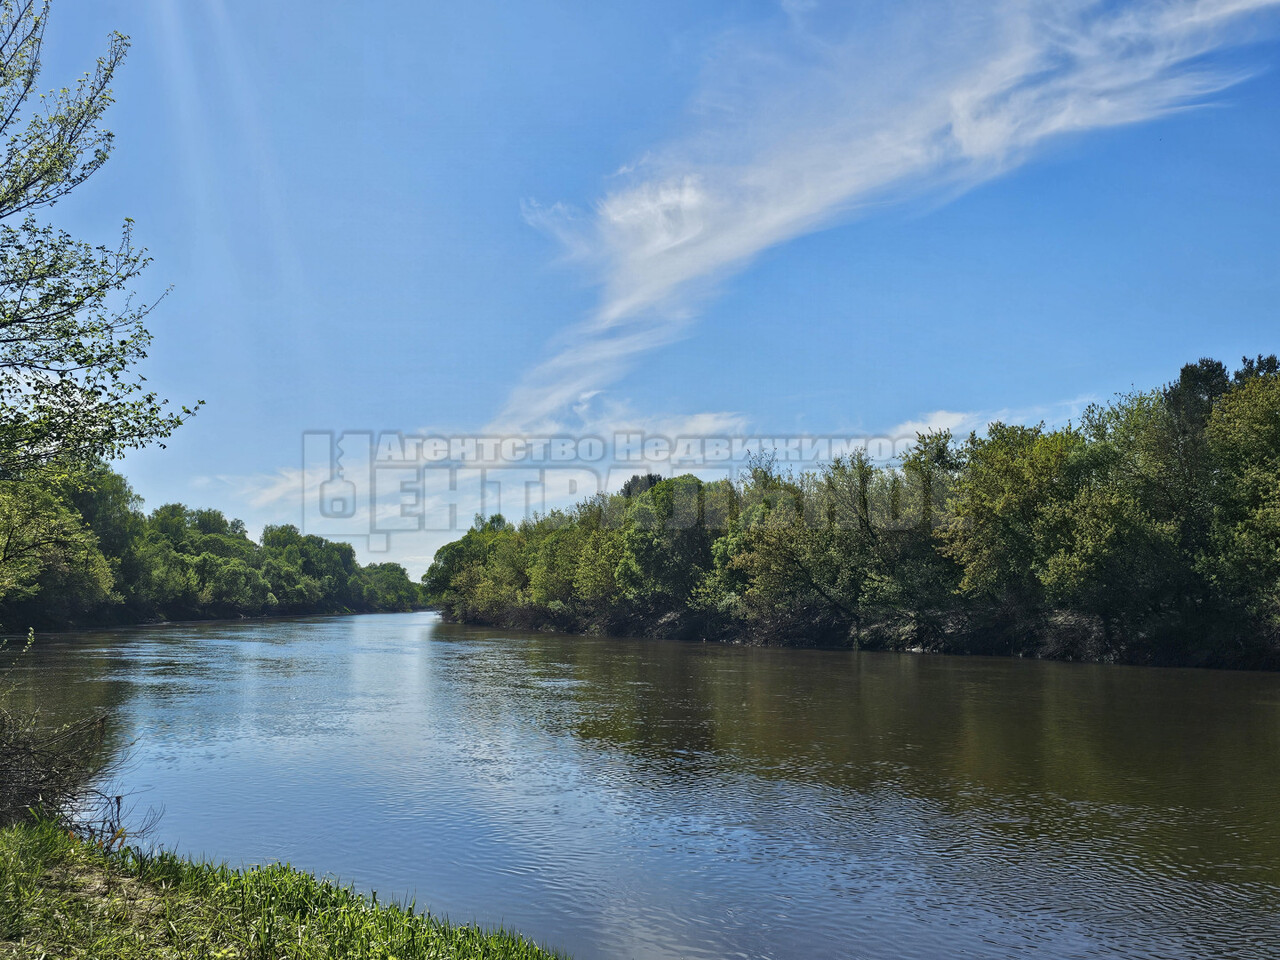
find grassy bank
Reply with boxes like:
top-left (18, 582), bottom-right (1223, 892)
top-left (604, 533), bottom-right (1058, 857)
top-left (0, 820), bottom-right (564, 960)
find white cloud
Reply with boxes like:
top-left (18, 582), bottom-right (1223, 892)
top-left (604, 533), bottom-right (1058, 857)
top-left (979, 393), bottom-right (1102, 432)
top-left (886, 394), bottom-right (1099, 448)
top-left (888, 409), bottom-right (983, 439)
top-left (212, 467), bottom-right (314, 509)
top-left (780, 0), bottom-right (818, 20)
top-left (497, 0), bottom-right (1278, 432)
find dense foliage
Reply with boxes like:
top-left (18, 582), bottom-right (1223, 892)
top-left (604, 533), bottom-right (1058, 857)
top-left (425, 356), bottom-right (1280, 668)
top-left (0, 463), bottom-right (422, 630)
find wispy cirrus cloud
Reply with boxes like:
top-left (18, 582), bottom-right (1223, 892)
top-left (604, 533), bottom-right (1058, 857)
top-left (495, 0), bottom-right (1279, 432)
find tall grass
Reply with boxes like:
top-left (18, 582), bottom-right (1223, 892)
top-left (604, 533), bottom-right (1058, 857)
top-left (0, 819), bottom-right (566, 959)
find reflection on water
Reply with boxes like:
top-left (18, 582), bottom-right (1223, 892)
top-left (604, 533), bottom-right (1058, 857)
top-left (16, 612), bottom-right (1280, 960)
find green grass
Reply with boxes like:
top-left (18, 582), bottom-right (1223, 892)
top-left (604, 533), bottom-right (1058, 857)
top-left (0, 820), bottom-right (566, 959)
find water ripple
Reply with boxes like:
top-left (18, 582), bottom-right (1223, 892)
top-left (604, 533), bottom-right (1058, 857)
top-left (20, 612), bottom-right (1280, 960)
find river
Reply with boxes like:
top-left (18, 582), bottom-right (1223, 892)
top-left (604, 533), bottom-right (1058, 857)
top-left (14, 612), bottom-right (1280, 959)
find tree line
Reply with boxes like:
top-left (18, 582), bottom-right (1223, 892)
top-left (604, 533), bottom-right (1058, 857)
top-left (0, 463), bottom-right (422, 631)
top-left (424, 355), bottom-right (1280, 668)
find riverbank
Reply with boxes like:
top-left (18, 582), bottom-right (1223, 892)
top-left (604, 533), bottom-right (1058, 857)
top-left (439, 603), bottom-right (1280, 670)
top-left (6, 606), bottom-right (430, 641)
top-left (0, 820), bottom-right (565, 960)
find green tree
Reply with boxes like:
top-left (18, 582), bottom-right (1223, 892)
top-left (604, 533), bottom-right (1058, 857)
top-left (1037, 479), bottom-right (1179, 650)
top-left (616, 475), bottom-right (719, 613)
top-left (526, 519), bottom-right (584, 608)
top-left (0, 481), bottom-right (108, 606)
top-left (193, 553), bottom-right (271, 616)
top-left (1204, 371), bottom-right (1280, 635)
top-left (573, 529), bottom-right (624, 605)
top-left (0, 1), bottom-right (197, 477)
top-left (355, 562), bottom-right (420, 612)
top-left (941, 423), bottom-right (1089, 650)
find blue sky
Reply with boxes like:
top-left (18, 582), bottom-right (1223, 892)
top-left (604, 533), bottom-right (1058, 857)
top-left (44, 0), bottom-right (1280, 573)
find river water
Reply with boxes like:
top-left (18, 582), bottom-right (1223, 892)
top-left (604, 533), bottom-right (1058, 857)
top-left (14, 612), bottom-right (1280, 959)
